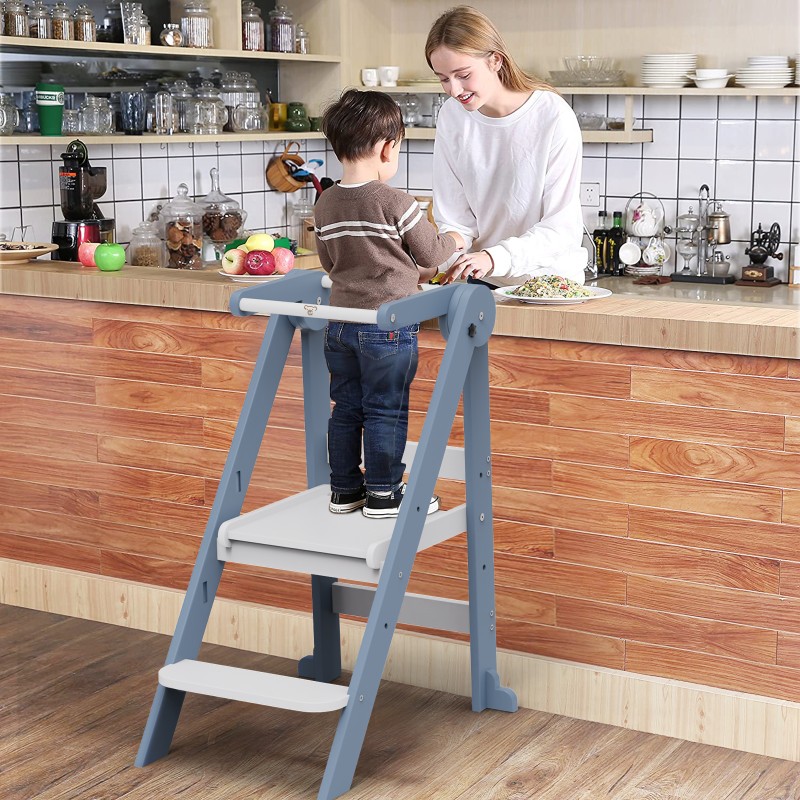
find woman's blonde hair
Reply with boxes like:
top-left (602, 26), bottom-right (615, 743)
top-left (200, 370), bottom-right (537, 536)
top-left (425, 6), bottom-right (553, 94)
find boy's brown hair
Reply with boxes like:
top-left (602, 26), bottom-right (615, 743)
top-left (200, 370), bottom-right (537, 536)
top-left (322, 89), bottom-right (405, 163)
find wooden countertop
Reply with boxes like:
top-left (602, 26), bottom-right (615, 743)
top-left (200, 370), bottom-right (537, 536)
top-left (1, 259), bottom-right (798, 358)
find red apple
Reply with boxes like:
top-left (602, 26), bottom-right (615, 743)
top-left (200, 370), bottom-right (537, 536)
top-left (245, 249), bottom-right (276, 276)
top-left (78, 241), bottom-right (100, 268)
top-left (221, 246), bottom-right (247, 275)
top-left (272, 246), bottom-right (295, 274)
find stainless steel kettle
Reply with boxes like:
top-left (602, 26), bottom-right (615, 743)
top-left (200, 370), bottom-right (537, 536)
top-left (707, 202), bottom-right (731, 245)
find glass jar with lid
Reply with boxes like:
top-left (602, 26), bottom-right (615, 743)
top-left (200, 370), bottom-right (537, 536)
top-left (220, 71), bottom-right (245, 132)
top-left (0, 93), bottom-right (20, 136)
top-left (138, 11), bottom-right (151, 44)
top-left (129, 220), bottom-right (167, 268)
top-left (294, 23), bottom-right (309, 54)
top-left (160, 22), bottom-right (183, 47)
top-left (171, 79), bottom-right (194, 133)
top-left (268, 5), bottom-right (293, 53)
top-left (78, 95), bottom-right (113, 135)
top-left (189, 81), bottom-right (226, 135)
top-left (199, 166), bottom-right (248, 262)
top-left (241, 0), bottom-right (264, 51)
top-left (160, 183), bottom-right (205, 270)
top-left (181, 0), bottom-right (214, 49)
top-left (4, 1), bottom-right (29, 37)
top-left (28, 0), bottom-right (52, 39)
top-left (73, 4), bottom-right (96, 42)
top-left (101, 0), bottom-right (123, 42)
top-left (52, 0), bottom-right (74, 40)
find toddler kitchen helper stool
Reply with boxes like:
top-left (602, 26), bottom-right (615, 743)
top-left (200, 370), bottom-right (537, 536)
top-left (135, 270), bottom-right (517, 800)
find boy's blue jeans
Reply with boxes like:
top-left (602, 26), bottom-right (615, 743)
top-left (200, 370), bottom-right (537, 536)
top-left (324, 321), bottom-right (419, 495)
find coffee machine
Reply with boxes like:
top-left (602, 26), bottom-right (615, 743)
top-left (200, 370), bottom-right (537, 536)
top-left (52, 140), bottom-right (115, 261)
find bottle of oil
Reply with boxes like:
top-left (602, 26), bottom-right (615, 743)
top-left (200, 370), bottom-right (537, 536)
top-left (592, 211), bottom-right (609, 274)
top-left (607, 211), bottom-right (625, 276)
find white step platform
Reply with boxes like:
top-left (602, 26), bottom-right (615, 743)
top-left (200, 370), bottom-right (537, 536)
top-left (218, 485), bottom-right (467, 582)
top-left (159, 659), bottom-right (349, 713)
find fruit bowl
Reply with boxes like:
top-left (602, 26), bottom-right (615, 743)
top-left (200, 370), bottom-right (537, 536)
top-left (564, 55), bottom-right (618, 84)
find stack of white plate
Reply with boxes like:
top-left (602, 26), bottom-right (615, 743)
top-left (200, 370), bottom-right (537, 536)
top-left (796, 55), bottom-right (800, 86)
top-left (735, 56), bottom-right (793, 88)
top-left (624, 264), bottom-right (661, 277)
top-left (641, 54), bottom-right (697, 87)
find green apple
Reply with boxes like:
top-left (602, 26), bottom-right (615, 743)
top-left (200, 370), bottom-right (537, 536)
top-left (95, 242), bottom-right (126, 272)
top-left (244, 233), bottom-right (275, 253)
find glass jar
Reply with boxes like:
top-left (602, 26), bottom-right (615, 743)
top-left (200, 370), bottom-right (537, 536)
top-left (28, 0), bottom-right (52, 39)
top-left (161, 183), bottom-right (205, 270)
top-left (181, 0), bottom-right (214, 49)
top-left (138, 11), bottom-right (150, 44)
top-left (189, 81), bottom-right (226, 135)
top-left (232, 100), bottom-right (263, 132)
top-left (120, 1), bottom-right (143, 44)
top-left (284, 101), bottom-right (310, 132)
top-left (398, 94), bottom-right (422, 127)
top-left (4, 1), bottom-right (29, 37)
top-left (241, 0), bottom-right (264, 51)
top-left (171, 79), bottom-right (194, 133)
top-left (102, 0), bottom-right (124, 42)
top-left (268, 4), bottom-right (293, 53)
top-left (160, 22), bottom-right (183, 47)
top-left (0, 93), bottom-right (20, 136)
top-left (220, 71), bottom-right (245, 132)
top-left (431, 94), bottom-right (445, 127)
top-left (199, 166), bottom-right (248, 262)
top-left (154, 89), bottom-right (173, 135)
top-left (74, 4), bottom-right (96, 41)
top-left (129, 220), bottom-right (167, 267)
top-left (294, 23), bottom-right (309, 54)
top-left (52, 0), bottom-right (74, 40)
top-left (78, 96), bottom-right (113, 135)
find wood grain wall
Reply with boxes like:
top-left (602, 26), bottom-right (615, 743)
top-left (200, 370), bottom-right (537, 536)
top-left (2, 295), bottom-right (800, 702)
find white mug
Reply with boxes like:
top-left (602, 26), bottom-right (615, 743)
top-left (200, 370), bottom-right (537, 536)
top-left (619, 238), bottom-right (642, 266)
top-left (361, 68), bottom-right (378, 87)
top-left (378, 66), bottom-right (399, 87)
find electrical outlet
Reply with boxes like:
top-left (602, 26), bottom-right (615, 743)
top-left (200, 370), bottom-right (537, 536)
top-left (580, 183), bottom-right (601, 207)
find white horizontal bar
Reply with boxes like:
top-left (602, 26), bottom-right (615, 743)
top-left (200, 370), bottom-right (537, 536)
top-left (238, 297), bottom-right (378, 324)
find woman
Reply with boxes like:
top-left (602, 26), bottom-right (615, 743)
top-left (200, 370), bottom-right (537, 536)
top-left (426, 6), bottom-right (587, 285)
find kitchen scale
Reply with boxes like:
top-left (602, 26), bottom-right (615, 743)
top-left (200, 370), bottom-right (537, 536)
top-left (735, 222), bottom-right (783, 287)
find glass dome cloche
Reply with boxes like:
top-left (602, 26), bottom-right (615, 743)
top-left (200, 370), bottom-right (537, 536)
top-left (199, 166), bottom-right (248, 263)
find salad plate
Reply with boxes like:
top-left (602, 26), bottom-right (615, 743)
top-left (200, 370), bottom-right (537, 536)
top-left (494, 285), bottom-right (612, 305)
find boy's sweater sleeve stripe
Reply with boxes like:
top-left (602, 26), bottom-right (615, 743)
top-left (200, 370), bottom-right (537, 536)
top-left (397, 209), bottom-right (423, 236)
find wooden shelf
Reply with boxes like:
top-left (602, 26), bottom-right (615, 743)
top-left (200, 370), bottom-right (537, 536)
top-left (0, 35), bottom-right (340, 63)
top-left (2, 132), bottom-right (325, 146)
top-left (377, 84), bottom-right (800, 97)
top-left (403, 127), bottom-right (653, 144)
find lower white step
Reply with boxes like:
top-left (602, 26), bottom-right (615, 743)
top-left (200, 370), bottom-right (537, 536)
top-left (159, 659), bottom-right (349, 713)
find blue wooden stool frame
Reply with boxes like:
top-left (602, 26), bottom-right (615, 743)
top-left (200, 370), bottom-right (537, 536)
top-left (135, 270), bottom-right (517, 800)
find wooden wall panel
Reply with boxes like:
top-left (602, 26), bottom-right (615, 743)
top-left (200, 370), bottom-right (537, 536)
top-left (556, 597), bottom-right (777, 663)
top-left (555, 530), bottom-right (780, 593)
top-left (549, 394), bottom-right (785, 449)
top-left (631, 368), bottom-right (800, 416)
top-left (4, 297), bottom-right (800, 704)
top-left (552, 462), bottom-right (782, 522)
top-left (630, 437), bottom-right (800, 490)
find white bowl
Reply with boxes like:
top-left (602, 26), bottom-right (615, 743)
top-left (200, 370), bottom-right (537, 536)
top-left (693, 68), bottom-right (730, 79)
top-left (690, 74), bottom-right (733, 89)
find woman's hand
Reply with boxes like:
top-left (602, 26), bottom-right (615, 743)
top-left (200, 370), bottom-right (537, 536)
top-left (443, 250), bottom-right (494, 284)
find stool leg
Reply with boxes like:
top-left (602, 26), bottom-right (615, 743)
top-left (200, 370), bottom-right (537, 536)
top-left (299, 575), bottom-right (342, 682)
top-left (463, 343), bottom-right (518, 713)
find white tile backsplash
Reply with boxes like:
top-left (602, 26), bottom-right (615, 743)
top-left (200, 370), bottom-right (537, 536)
top-left (19, 161), bottom-right (54, 207)
top-left (605, 158), bottom-right (642, 197)
top-left (168, 157), bottom-right (195, 194)
top-left (755, 120), bottom-right (795, 161)
top-left (679, 119), bottom-right (718, 160)
top-left (753, 160), bottom-right (794, 203)
top-left (113, 200), bottom-right (145, 243)
top-left (718, 95), bottom-right (756, 120)
top-left (717, 120), bottom-right (755, 161)
top-left (643, 95), bottom-right (680, 119)
top-left (21, 205), bottom-right (54, 242)
top-left (113, 158), bottom-right (142, 202)
top-left (756, 95), bottom-right (798, 120)
top-left (264, 190), bottom-right (285, 229)
top-left (678, 160), bottom-right (715, 199)
top-left (241, 153), bottom-right (266, 193)
top-left (193, 156), bottom-right (219, 195)
top-left (716, 160), bottom-right (755, 202)
top-left (18, 145), bottom-right (51, 161)
top-left (643, 120), bottom-right (679, 159)
top-left (407, 152), bottom-right (433, 191)
top-left (0, 161), bottom-right (20, 208)
top-left (642, 159), bottom-right (679, 199)
top-left (217, 155), bottom-right (244, 195)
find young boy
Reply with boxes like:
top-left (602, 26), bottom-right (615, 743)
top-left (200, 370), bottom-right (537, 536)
top-left (314, 89), bottom-right (463, 518)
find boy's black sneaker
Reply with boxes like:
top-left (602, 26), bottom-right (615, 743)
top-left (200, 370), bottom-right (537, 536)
top-left (329, 485), bottom-right (367, 513)
top-left (362, 483), bottom-right (439, 519)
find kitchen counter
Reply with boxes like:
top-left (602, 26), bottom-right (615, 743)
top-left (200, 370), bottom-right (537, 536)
top-left (1, 260), bottom-right (798, 358)
top-left (1, 255), bottom-right (800, 755)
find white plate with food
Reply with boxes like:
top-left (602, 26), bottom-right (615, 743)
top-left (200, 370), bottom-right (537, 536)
top-left (0, 242), bottom-right (58, 264)
top-left (217, 270), bottom-right (284, 282)
top-left (494, 276), bottom-right (612, 305)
